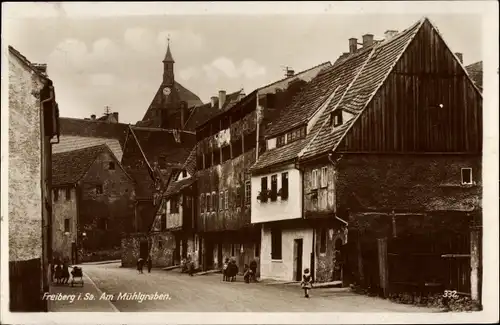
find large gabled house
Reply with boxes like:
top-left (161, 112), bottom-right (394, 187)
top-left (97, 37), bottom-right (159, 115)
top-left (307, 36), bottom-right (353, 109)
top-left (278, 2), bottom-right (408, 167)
top-left (52, 144), bottom-right (135, 263)
top-left (251, 17), bottom-right (482, 303)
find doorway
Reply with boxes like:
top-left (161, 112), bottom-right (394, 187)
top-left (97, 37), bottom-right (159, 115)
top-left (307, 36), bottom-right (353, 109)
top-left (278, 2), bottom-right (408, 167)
top-left (204, 241), bottom-right (214, 270)
top-left (71, 242), bottom-right (78, 265)
top-left (217, 243), bottom-right (223, 268)
top-left (293, 238), bottom-right (303, 281)
top-left (139, 240), bottom-right (149, 260)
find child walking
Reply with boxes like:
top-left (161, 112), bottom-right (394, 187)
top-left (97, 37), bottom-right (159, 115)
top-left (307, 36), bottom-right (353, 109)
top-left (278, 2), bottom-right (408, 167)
top-left (301, 268), bottom-right (313, 298)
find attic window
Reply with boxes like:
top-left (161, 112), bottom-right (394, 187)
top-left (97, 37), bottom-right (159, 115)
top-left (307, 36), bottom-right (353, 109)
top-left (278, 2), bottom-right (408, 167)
top-left (182, 170), bottom-right (187, 178)
top-left (330, 110), bottom-right (343, 127)
top-left (96, 185), bottom-right (103, 195)
top-left (108, 162), bottom-right (115, 170)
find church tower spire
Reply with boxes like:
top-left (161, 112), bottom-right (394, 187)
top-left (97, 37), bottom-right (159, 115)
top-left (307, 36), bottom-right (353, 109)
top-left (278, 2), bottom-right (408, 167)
top-left (162, 36), bottom-right (175, 86)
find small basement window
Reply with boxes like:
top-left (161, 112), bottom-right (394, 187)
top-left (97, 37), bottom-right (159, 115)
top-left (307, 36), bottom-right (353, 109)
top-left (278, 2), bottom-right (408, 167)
top-left (461, 168), bottom-right (473, 185)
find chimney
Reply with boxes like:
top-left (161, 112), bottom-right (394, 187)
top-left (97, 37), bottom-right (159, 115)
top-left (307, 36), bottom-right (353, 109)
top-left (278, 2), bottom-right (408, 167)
top-left (286, 68), bottom-right (295, 77)
top-left (362, 34), bottom-right (374, 48)
top-left (455, 52), bottom-right (463, 64)
top-left (112, 112), bottom-right (119, 123)
top-left (384, 30), bottom-right (398, 41)
top-left (90, 114), bottom-right (96, 120)
top-left (349, 38), bottom-right (358, 53)
top-left (210, 96), bottom-right (218, 108)
top-left (218, 90), bottom-right (226, 110)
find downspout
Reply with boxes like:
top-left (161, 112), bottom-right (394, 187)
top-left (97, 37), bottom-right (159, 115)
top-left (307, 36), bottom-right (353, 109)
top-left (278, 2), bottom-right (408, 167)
top-left (40, 83), bottom-right (55, 305)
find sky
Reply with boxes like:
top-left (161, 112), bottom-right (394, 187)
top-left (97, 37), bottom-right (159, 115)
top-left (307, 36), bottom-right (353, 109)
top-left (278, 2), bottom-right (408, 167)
top-left (3, 2), bottom-right (485, 125)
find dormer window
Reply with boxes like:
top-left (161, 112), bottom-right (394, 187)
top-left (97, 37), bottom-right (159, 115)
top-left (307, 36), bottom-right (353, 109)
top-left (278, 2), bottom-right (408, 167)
top-left (182, 170), bottom-right (187, 178)
top-left (330, 110), bottom-right (343, 127)
top-left (276, 135), bottom-right (286, 148)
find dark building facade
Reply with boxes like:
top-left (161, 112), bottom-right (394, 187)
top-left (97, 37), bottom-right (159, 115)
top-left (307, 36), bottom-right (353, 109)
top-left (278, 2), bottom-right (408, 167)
top-left (52, 144), bottom-right (135, 263)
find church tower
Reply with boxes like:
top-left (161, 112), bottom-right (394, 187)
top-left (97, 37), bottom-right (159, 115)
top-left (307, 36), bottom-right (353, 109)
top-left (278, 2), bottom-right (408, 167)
top-left (162, 40), bottom-right (175, 87)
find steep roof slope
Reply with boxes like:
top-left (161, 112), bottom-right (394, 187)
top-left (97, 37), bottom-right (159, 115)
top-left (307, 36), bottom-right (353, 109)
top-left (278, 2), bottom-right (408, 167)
top-left (299, 18), bottom-right (425, 160)
top-left (251, 45), bottom-right (373, 171)
top-left (52, 144), bottom-right (108, 186)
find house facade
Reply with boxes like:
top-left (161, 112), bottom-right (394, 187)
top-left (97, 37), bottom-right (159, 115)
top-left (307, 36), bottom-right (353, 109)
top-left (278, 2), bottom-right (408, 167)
top-left (8, 46), bottom-right (59, 311)
top-left (195, 63), bottom-right (330, 273)
top-left (295, 18), bottom-right (482, 299)
top-left (52, 144), bottom-right (135, 263)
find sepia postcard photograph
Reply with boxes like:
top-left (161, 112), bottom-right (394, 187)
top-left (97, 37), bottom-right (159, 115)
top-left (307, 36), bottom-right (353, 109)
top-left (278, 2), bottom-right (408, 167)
top-left (1, 1), bottom-right (498, 324)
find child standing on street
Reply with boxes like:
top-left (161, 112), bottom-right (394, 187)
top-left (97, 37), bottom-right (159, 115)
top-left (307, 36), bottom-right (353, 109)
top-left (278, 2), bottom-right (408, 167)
top-left (301, 268), bottom-right (313, 298)
top-left (147, 256), bottom-right (152, 273)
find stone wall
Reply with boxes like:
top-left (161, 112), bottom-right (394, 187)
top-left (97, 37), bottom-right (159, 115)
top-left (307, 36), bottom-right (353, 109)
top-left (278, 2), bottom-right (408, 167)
top-left (8, 49), bottom-right (46, 311)
top-left (52, 187), bottom-right (78, 262)
top-left (149, 232), bottom-right (176, 267)
top-left (314, 226), bottom-right (348, 283)
top-left (121, 233), bottom-right (148, 267)
top-left (79, 149), bottom-right (135, 255)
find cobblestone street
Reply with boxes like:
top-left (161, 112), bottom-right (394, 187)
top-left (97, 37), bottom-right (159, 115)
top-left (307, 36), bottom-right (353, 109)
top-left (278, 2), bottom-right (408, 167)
top-left (49, 262), bottom-right (438, 312)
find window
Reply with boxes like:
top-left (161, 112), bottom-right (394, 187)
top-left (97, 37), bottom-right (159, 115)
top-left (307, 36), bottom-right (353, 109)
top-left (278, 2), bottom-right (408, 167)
top-left (212, 191), bottom-right (217, 211)
top-left (170, 196), bottom-right (179, 213)
top-left (53, 188), bottom-right (59, 202)
top-left (236, 185), bottom-right (241, 206)
top-left (161, 213), bottom-right (166, 231)
top-left (243, 131), bottom-right (257, 152)
top-left (255, 242), bottom-right (260, 257)
top-left (299, 126), bottom-right (306, 138)
top-left (461, 168), bottom-right (473, 185)
top-left (320, 166), bottom-right (328, 188)
top-left (224, 190), bottom-right (229, 209)
top-left (270, 175), bottom-right (278, 202)
top-left (204, 153), bottom-right (212, 169)
top-left (200, 194), bottom-right (205, 213)
top-left (222, 146), bottom-right (231, 162)
top-left (108, 162), bottom-right (115, 170)
top-left (231, 244), bottom-right (235, 256)
top-left (206, 193), bottom-right (211, 212)
top-left (64, 218), bottom-right (70, 233)
top-left (331, 110), bottom-right (343, 127)
top-left (260, 177), bottom-right (268, 202)
top-left (158, 239), bottom-right (163, 249)
top-left (96, 185), bottom-right (103, 194)
top-left (232, 138), bottom-right (243, 158)
top-left (245, 181), bottom-right (251, 205)
top-left (65, 188), bottom-right (71, 201)
top-left (220, 191), bottom-right (224, 211)
top-left (319, 229), bottom-right (327, 253)
top-left (182, 170), bottom-right (187, 178)
top-left (311, 169), bottom-right (318, 189)
top-left (276, 135), bottom-right (286, 147)
top-left (213, 149), bottom-right (221, 166)
top-left (271, 228), bottom-right (282, 260)
top-left (281, 172), bottom-right (289, 200)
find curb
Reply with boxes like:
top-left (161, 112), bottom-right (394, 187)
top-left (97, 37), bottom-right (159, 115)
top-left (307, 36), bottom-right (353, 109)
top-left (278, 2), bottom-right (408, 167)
top-left (81, 260), bottom-right (121, 265)
top-left (84, 273), bottom-right (120, 312)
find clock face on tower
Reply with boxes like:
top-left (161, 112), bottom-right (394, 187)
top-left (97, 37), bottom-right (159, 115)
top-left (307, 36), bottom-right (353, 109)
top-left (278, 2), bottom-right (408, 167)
top-left (163, 87), bottom-right (171, 96)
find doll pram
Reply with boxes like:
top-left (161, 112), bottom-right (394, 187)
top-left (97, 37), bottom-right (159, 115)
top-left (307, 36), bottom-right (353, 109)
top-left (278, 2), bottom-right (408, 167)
top-left (70, 266), bottom-right (84, 287)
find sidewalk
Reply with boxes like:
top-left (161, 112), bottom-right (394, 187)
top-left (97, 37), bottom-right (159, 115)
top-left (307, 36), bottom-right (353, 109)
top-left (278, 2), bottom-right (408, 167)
top-left (48, 272), bottom-right (119, 312)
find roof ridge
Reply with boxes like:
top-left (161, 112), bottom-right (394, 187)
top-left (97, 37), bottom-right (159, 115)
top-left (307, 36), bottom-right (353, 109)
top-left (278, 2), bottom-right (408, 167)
top-left (60, 116), bottom-right (129, 127)
top-left (256, 61), bottom-right (332, 92)
top-left (9, 45), bottom-right (49, 80)
top-left (52, 143), bottom-right (108, 156)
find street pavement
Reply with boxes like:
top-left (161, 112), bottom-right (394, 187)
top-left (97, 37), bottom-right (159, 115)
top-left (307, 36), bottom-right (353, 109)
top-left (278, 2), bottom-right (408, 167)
top-left (56, 262), bottom-right (439, 312)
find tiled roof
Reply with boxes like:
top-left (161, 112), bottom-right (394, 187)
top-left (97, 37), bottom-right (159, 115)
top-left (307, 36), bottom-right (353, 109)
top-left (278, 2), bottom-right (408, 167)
top-left (129, 127), bottom-right (196, 168)
top-left (53, 136), bottom-right (123, 161)
top-left (52, 144), bottom-right (108, 186)
top-left (182, 147), bottom-right (197, 176)
top-left (59, 117), bottom-right (129, 148)
top-left (465, 61), bottom-right (483, 91)
top-left (183, 102), bottom-right (220, 131)
top-left (265, 61), bottom-right (355, 138)
top-left (250, 138), bottom-right (308, 172)
top-left (164, 177), bottom-right (196, 198)
top-left (299, 18), bottom-right (425, 160)
top-left (194, 90), bottom-right (246, 127)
